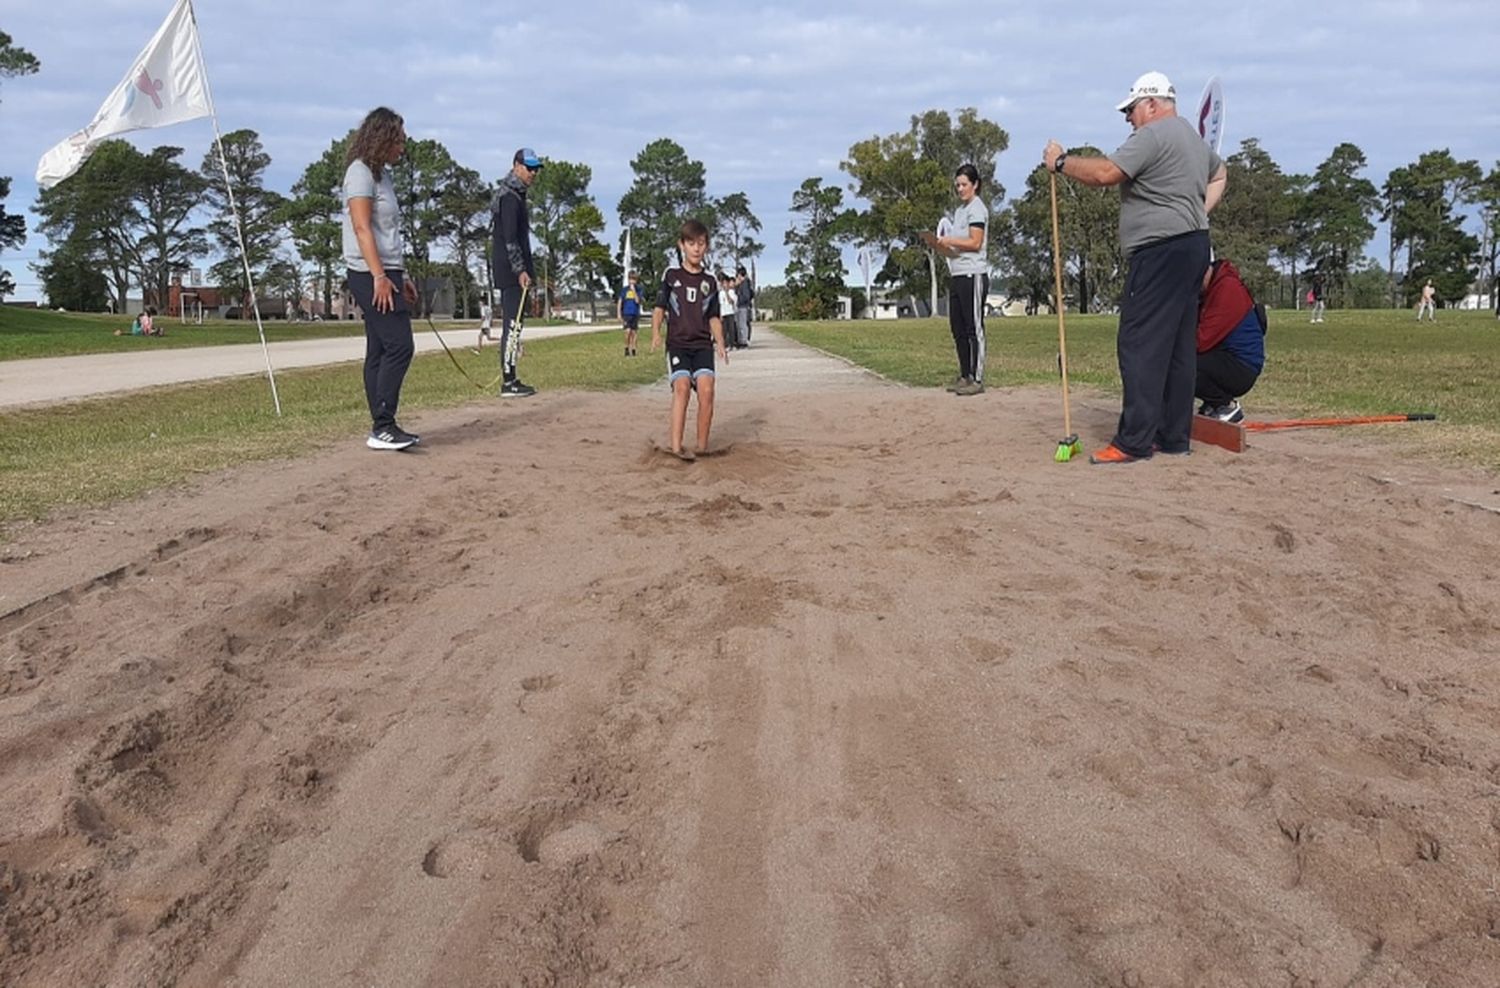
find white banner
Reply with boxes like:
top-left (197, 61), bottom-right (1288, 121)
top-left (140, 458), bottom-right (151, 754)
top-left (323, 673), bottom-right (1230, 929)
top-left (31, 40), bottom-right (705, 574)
top-left (36, 0), bottom-right (211, 188)
top-left (622, 228), bottom-right (632, 281)
top-left (1195, 75), bottom-right (1225, 154)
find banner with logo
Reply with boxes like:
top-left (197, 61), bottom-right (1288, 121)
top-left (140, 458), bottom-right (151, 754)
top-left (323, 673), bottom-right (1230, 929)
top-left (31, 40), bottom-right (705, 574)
top-left (1195, 76), bottom-right (1225, 154)
top-left (36, 0), bottom-right (210, 187)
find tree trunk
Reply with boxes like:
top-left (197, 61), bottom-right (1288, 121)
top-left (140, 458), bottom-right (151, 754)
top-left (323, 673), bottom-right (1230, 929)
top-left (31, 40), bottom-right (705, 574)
top-left (1403, 241), bottom-right (1414, 306)
top-left (457, 252), bottom-right (471, 318)
top-left (927, 250), bottom-right (938, 317)
top-left (1387, 231), bottom-right (1398, 309)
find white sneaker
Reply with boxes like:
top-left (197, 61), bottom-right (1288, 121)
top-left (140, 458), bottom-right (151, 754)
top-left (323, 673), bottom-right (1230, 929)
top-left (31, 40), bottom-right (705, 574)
top-left (366, 428), bottom-right (415, 450)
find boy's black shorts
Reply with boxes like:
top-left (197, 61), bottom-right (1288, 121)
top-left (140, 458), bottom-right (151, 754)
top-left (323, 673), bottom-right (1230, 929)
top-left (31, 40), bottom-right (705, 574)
top-left (666, 347), bottom-right (714, 385)
top-left (622, 314), bottom-right (639, 330)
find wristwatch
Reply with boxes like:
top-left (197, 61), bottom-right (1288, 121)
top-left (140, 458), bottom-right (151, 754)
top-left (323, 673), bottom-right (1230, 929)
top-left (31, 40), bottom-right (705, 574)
top-left (1053, 153), bottom-right (1068, 174)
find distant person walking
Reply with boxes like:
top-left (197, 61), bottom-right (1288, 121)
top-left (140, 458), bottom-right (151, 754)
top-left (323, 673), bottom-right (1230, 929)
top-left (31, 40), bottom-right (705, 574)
top-left (477, 297), bottom-right (493, 348)
top-left (734, 264), bottom-right (754, 347)
top-left (1417, 280), bottom-right (1437, 322)
top-left (718, 273), bottom-right (737, 348)
top-left (343, 106), bottom-right (419, 451)
top-left (492, 148), bottom-right (542, 397)
top-left (935, 163), bottom-right (990, 397)
top-left (618, 271), bottom-right (644, 356)
top-left (1044, 70), bottom-right (1227, 463)
top-left (1309, 274), bottom-right (1326, 323)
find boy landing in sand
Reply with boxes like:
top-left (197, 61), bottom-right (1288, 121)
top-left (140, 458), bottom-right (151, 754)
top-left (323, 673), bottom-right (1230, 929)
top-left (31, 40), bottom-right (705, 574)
top-left (650, 219), bottom-right (729, 461)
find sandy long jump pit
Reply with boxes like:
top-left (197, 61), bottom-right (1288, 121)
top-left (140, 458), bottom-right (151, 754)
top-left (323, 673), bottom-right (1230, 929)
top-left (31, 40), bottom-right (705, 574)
top-left (2, 381), bottom-right (1499, 986)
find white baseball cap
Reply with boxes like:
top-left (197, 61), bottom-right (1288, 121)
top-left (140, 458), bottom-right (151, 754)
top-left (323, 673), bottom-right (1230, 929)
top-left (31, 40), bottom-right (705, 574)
top-left (1116, 71), bottom-right (1176, 111)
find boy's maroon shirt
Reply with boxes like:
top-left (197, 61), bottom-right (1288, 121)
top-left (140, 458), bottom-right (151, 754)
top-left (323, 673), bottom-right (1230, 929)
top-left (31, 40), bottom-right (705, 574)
top-left (656, 266), bottom-right (720, 350)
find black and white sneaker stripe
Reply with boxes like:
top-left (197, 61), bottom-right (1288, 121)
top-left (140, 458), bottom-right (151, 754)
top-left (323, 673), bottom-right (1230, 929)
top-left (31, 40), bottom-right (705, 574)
top-left (367, 427), bottom-right (415, 450)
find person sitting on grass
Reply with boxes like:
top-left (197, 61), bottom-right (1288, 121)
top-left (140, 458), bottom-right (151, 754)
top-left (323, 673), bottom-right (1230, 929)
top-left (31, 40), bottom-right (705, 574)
top-left (115, 311), bottom-right (164, 337)
top-left (1195, 259), bottom-right (1265, 424)
top-left (650, 219), bottom-right (729, 461)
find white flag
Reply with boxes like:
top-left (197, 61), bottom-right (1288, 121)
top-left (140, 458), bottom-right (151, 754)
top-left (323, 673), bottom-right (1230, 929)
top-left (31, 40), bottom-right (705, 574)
top-left (622, 228), bottom-right (632, 282)
top-left (36, 0), bottom-right (212, 188)
top-left (1195, 76), bottom-right (1225, 155)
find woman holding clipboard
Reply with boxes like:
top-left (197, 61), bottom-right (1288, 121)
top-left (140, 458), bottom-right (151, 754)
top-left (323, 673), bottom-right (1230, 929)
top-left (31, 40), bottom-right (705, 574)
top-left (925, 164), bottom-right (990, 396)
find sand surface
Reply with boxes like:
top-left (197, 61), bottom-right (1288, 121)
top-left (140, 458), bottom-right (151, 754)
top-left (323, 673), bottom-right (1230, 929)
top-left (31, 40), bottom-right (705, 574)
top-left (3, 332), bottom-right (1500, 986)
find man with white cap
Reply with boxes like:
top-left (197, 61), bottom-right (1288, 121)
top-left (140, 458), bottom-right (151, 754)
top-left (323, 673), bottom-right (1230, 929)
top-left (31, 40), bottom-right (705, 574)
top-left (1043, 71), bottom-right (1227, 463)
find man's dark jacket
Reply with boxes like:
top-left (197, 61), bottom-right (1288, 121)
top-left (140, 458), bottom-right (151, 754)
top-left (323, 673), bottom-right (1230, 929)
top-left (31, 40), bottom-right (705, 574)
top-left (491, 173), bottom-right (534, 289)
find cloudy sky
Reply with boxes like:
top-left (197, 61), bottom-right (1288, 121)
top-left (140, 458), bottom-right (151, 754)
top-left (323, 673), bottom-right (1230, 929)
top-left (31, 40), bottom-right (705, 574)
top-left (2, 0), bottom-right (1496, 301)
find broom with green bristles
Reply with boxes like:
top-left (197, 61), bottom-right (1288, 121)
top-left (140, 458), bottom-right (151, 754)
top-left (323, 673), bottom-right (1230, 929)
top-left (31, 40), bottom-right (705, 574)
top-left (1048, 169), bottom-right (1081, 462)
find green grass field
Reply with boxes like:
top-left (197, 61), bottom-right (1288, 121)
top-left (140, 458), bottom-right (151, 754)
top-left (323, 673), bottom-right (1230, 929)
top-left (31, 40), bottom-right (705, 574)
top-left (4, 306), bottom-right (1497, 534)
top-left (0, 329), bottom-right (660, 531)
top-left (0, 307), bottom-right (578, 361)
top-left (777, 307), bottom-right (1500, 469)
top-left (0, 307), bottom-right (365, 359)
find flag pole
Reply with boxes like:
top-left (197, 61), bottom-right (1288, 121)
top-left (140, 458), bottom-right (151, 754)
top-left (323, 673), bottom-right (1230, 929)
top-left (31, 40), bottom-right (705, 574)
top-left (187, 0), bottom-right (281, 416)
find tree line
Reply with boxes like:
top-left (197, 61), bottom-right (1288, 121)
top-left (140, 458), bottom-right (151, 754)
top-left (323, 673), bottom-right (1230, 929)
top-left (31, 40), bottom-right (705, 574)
top-left (27, 128), bottom-right (772, 319)
top-left (773, 110), bottom-right (1500, 319)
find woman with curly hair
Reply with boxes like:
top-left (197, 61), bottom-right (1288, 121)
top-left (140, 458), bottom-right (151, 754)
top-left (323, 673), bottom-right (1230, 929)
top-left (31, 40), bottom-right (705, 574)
top-left (935, 163), bottom-right (990, 397)
top-left (343, 106), bottom-right (420, 450)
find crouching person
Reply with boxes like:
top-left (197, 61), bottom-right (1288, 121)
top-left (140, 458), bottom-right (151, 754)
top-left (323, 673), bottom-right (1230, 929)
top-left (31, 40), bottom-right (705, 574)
top-left (1196, 259), bottom-right (1265, 423)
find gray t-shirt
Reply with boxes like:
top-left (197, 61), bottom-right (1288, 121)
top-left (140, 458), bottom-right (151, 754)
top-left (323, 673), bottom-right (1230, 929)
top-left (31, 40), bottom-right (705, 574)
top-left (341, 159), bottom-right (404, 272)
top-left (1108, 116), bottom-right (1223, 257)
top-left (945, 196), bottom-right (989, 276)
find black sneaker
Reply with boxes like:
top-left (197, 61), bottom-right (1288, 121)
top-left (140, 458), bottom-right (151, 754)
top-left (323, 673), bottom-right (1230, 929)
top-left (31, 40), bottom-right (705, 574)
top-left (392, 426), bottom-right (421, 445)
top-left (1214, 400), bottom-right (1244, 424)
top-left (367, 427), bottom-right (414, 451)
top-left (500, 380), bottom-right (537, 398)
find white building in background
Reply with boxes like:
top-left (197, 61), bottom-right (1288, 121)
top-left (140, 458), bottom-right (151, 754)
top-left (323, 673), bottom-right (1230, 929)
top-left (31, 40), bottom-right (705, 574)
top-left (843, 286), bottom-right (1023, 319)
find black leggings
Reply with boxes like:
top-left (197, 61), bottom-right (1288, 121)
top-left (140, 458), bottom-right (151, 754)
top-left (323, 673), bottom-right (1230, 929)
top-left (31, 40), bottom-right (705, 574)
top-left (949, 273), bottom-right (988, 382)
top-left (1196, 347), bottom-right (1259, 405)
top-left (347, 268), bottom-right (414, 431)
top-left (498, 285), bottom-right (524, 382)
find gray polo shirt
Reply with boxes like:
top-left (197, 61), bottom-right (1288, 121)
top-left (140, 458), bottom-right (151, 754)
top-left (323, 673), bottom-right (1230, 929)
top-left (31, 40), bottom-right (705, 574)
top-left (945, 196), bottom-right (989, 276)
top-left (1108, 116), bottom-right (1223, 257)
top-left (341, 159), bottom-right (404, 272)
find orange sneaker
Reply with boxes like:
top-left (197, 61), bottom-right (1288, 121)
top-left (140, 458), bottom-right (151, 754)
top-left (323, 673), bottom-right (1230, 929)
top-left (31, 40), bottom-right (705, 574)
top-left (1089, 443), bottom-right (1145, 464)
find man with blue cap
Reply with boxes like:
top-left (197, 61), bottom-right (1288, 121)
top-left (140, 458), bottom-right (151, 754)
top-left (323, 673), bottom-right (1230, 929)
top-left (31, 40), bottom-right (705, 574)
top-left (492, 147), bottom-right (542, 397)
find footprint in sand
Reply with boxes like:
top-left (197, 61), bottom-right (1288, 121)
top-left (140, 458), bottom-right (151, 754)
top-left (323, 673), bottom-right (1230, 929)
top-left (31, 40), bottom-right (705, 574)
top-left (511, 801), bottom-right (617, 867)
top-left (421, 830), bottom-right (498, 879)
